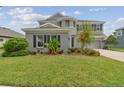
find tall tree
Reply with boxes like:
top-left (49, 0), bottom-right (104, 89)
top-left (77, 22), bottom-right (94, 49)
top-left (105, 35), bottom-right (118, 47)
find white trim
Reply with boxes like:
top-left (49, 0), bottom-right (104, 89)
top-left (40, 23), bottom-right (60, 28)
top-left (36, 34), bottom-right (61, 48)
top-left (36, 35), bottom-right (44, 48)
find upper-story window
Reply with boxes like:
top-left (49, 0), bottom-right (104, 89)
top-left (96, 25), bottom-right (100, 31)
top-left (91, 24), bottom-right (103, 32)
top-left (93, 24), bottom-right (96, 31)
top-left (117, 30), bottom-right (122, 36)
top-left (100, 24), bottom-right (103, 31)
top-left (65, 20), bottom-right (70, 27)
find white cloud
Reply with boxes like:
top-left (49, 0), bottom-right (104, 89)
top-left (8, 7), bottom-right (33, 15)
top-left (6, 7), bottom-right (50, 33)
top-left (74, 10), bottom-right (80, 15)
top-left (89, 8), bottom-right (106, 12)
top-left (14, 13), bottom-right (50, 21)
top-left (0, 12), bottom-right (4, 19)
top-left (104, 17), bottom-right (124, 36)
top-left (111, 17), bottom-right (124, 29)
top-left (7, 20), bottom-right (39, 34)
top-left (7, 7), bottom-right (50, 21)
top-left (61, 11), bottom-right (67, 15)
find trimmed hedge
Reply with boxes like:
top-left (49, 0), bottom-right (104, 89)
top-left (4, 38), bottom-right (28, 52)
top-left (68, 48), bottom-right (77, 53)
top-left (2, 50), bottom-right (31, 57)
top-left (83, 48), bottom-right (100, 56)
top-left (68, 48), bottom-right (100, 56)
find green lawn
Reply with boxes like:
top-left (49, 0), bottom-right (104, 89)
top-left (0, 50), bottom-right (124, 86)
top-left (109, 48), bottom-right (124, 52)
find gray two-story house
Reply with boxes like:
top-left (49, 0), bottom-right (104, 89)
top-left (114, 28), bottom-right (124, 47)
top-left (22, 13), bottom-right (106, 52)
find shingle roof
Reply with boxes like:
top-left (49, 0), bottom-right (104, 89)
top-left (78, 20), bottom-right (105, 23)
top-left (115, 27), bottom-right (124, 31)
top-left (0, 27), bottom-right (25, 38)
top-left (46, 13), bottom-right (64, 21)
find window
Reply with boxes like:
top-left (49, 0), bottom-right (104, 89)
top-left (100, 24), bottom-right (103, 31)
top-left (94, 24), bottom-right (96, 31)
top-left (92, 24), bottom-right (94, 31)
top-left (51, 35), bottom-right (56, 40)
top-left (36, 35), bottom-right (61, 48)
top-left (118, 33), bottom-right (121, 35)
top-left (65, 20), bottom-right (70, 27)
top-left (117, 31), bottom-right (122, 36)
top-left (44, 35), bottom-right (47, 43)
top-left (96, 27), bottom-right (100, 31)
top-left (58, 35), bottom-right (60, 43)
top-left (96, 25), bottom-right (100, 31)
top-left (33, 35), bottom-right (36, 48)
top-left (37, 35), bottom-right (43, 48)
top-left (47, 35), bottom-right (50, 43)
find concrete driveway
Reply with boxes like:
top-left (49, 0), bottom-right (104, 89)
top-left (96, 49), bottom-right (124, 62)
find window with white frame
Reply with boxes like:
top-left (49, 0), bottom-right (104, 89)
top-left (37, 35), bottom-right (44, 48)
top-left (36, 35), bottom-right (61, 48)
top-left (96, 24), bottom-right (100, 31)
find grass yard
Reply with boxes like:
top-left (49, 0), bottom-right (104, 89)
top-left (0, 48), bottom-right (3, 56)
top-left (0, 49), bottom-right (124, 87)
top-left (109, 48), bottom-right (124, 52)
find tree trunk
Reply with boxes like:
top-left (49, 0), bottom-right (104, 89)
top-left (81, 43), bottom-right (85, 54)
top-left (81, 42), bottom-right (85, 49)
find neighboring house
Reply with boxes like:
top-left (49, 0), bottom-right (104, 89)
top-left (0, 27), bottom-right (25, 47)
top-left (22, 13), bottom-right (106, 52)
top-left (113, 27), bottom-right (124, 47)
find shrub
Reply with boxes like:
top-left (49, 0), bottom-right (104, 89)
top-left (103, 46), bottom-right (109, 50)
top-left (32, 51), bottom-right (37, 55)
top-left (75, 48), bottom-right (81, 53)
top-left (68, 48), bottom-right (77, 53)
top-left (57, 49), bottom-right (63, 54)
top-left (2, 51), bottom-right (10, 57)
top-left (83, 48), bottom-right (100, 56)
top-left (4, 38), bottom-right (28, 52)
top-left (2, 50), bottom-right (31, 57)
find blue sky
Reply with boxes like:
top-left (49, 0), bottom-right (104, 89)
top-left (0, 6), bottom-right (124, 35)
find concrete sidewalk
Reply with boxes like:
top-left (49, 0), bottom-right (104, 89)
top-left (96, 49), bottom-right (124, 62)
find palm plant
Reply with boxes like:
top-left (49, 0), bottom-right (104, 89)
top-left (77, 22), bottom-right (94, 50)
top-left (47, 38), bottom-right (59, 54)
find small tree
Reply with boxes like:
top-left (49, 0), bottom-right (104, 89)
top-left (77, 23), bottom-right (94, 50)
top-left (47, 38), bottom-right (59, 54)
top-left (104, 35), bottom-right (118, 47)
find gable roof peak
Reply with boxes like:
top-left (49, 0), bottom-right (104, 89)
top-left (40, 23), bottom-right (60, 28)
